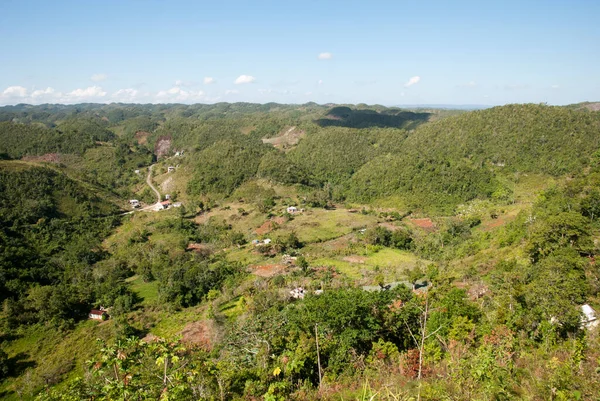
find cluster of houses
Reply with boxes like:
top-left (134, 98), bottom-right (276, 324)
top-left (252, 238), bottom-right (272, 246)
top-left (289, 287), bottom-right (323, 299)
top-left (155, 199), bottom-right (183, 211)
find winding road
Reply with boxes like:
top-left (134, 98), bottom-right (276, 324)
top-left (145, 164), bottom-right (161, 205)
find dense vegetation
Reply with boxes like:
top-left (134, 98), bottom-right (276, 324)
top-left (1, 101), bottom-right (600, 400)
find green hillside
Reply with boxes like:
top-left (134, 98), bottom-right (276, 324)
top-left (2, 102), bottom-right (600, 400)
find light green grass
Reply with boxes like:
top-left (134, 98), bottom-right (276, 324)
top-left (218, 295), bottom-right (246, 320)
top-left (0, 320), bottom-right (115, 400)
top-left (127, 275), bottom-right (159, 305)
top-left (277, 208), bottom-right (377, 243)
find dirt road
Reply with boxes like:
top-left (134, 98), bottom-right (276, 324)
top-left (146, 164), bottom-right (161, 204)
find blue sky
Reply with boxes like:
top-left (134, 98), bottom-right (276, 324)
top-left (0, 0), bottom-right (598, 106)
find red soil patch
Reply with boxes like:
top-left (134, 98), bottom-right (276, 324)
top-left (251, 264), bottom-right (286, 277)
top-left (181, 320), bottom-right (218, 350)
top-left (408, 218), bottom-right (436, 231)
top-left (186, 243), bottom-right (213, 257)
top-left (21, 153), bottom-right (61, 163)
top-left (343, 255), bottom-right (368, 264)
top-left (135, 131), bottom-right (150, 145)
top-left (255, 217), bottom-right (286, 235)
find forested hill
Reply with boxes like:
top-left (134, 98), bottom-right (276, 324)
top-left (347, 104), bottom-right (600, 211)
top-left (1, 102), bottom-right (600, 214)
top-left (403, 103), bottom-right (600, 175)
top-left (3, 101), bottom-right (600, 400)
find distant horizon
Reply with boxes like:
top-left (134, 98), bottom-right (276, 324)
top-left (1, 0), bottom-right (599, 107)
top-left (1, 100), bottom-right (598, 111)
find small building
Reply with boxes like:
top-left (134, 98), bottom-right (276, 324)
top-left (168, 166), bottom-right (175, 173)
top-left (160, 200), bottom-right (171, 209)
top-left (263, 238), bottom-right (272, 244)
top-left (134, 169), bottom-right (140, 174)
top-left (172, 202), bottom-right (182, 208)
top-left (175, 151), bottom-right (180, 157)
top-left (129, 199), bottom-right (140, 208)
top-left (252, 239), bottom-right (261, 245)
top-left (287, 206), bottom-right (298, 214)
top-left (582, 304), bottom-right (599, 329)
top-left (290, 287), bottom-right (306, 299)
top-left (165, 194), bottom-right (171, 200)
top-left (89, 309), bottom-right (108, 320)
top-left (282, 254), bottom-right (297, 265)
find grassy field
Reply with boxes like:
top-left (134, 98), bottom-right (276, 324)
top-left (127, 275), bottom-right (159, 306)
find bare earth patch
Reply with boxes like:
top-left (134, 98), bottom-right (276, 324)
top-left (21, 153), bottom-right (62, 163)
top-left (251, 264), bottom-right (286, 277)
top-left (255, 216), bottom-right (286, 235)
top-left (181, 320), bottom-right (218, 350)
top-left (154, 135), bottom-right (172, 158)
top-left (378, 222), bottom-right (402, 231)
top-left (408, 218), bottom-right (436, 231)
top-left (343, 255), bottom-right (368, 264)
top-left (262, 126), bottom-right (306, 151)
top-left (135, 131), bottom-right (150, 145)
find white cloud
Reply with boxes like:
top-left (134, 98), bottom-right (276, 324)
top-left (225, 89), bottom-right (239, 95)
top-left (67, 86), bottom-right (107, 98)
top-left (404, 76), bottom-right (421, 88)
top-left (318, 52), bottom-right (333, 60)
top-left (3, 86), bottom-right (28, 97)
top-left (112, 88), bottom-right (139, 102)
top-left (551, 84), bottom-right (560, 89)
top-left (155, 86), bottom-right (205, 102)
top-left (31, 87), bottom-right (55, 98)
top-left (305, 91), bottom-right (313, 96)
top-left (234, 75), bottom-right (256, 84)
top-left (204, 77), bottom-right (215, 84)
top-left (318, 79), bottom-right (323, 85)
top-left (91, 73), bottom-right (107, 82)
top-left (175, 80), bottom-right (184, 86)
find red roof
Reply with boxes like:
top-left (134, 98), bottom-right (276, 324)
top-left (161, 200), bottom-right (171, 205)
top-left (90, 309), bottom-right (106, 315)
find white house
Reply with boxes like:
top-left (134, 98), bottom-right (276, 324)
top-left (287, 206), bottom-right (298, 214)
top-left (581, 304), bottom-right (599, 329)
top-left (168, 166), bottom-right (175, 173)
top-left (129, 199), bottom-right (140, 208)
top-left (89, 307), bottom-right (108, 320)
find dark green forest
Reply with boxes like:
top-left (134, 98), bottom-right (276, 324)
top-left (1, 102), bottom-right (600, 400)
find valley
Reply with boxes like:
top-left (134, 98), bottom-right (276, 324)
top-left (1, 102), bottom-right (600, 400)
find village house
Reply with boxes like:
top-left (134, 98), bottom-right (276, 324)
top-left (290, 287), bottom-right (306, 299)
top-left (582, 304), bottom-right (599, 329)
top-left (287, 206), bottom-right (298, 214)
top-left (129, 199), bottom-right (140, 208)
top-left (168, 166), bottom-right (175, 173)
top-left (165, 194), bottom-right (171, 200)
top-left (134, 169), bottom-right (140, 174)
top-left (89, 308), bottom-right (108, 320)
top-left (160, 200), bottom-right (171, 209)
